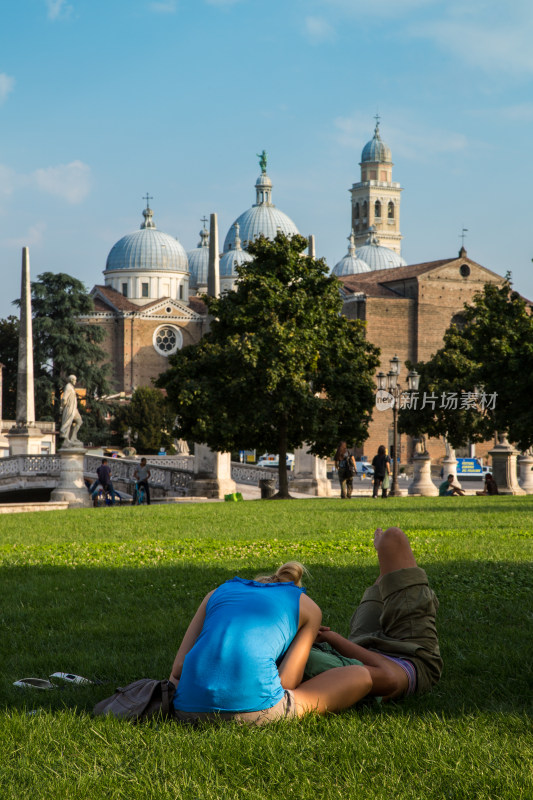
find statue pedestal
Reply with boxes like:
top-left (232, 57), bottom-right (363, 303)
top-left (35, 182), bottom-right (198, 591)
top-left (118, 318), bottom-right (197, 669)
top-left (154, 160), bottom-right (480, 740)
top-left (408, 454), bottom-right (438, 496)
top-left (489, 439), bottom-right (524, 495)
top-left (518, 453), bottom-right (533, 494)
top-left (50, 447), bottom-right (91, 508)
top-left (7, 424), bottom-right (44, 456)
top-left (441, 455), bottom-right (462, 489)
top-left (189, 444), bottom-right (236, 498)
top-left (291, 447), bottom-right (331, 497)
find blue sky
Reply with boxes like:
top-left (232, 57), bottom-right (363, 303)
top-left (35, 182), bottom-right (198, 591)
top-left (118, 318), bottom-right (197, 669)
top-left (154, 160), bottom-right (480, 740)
top-left (1, 0), bottom-right (533, 318)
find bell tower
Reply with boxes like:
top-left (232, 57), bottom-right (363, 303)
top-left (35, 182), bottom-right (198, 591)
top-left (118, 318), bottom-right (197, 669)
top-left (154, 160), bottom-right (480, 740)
top-left (350, 117), bottom-right (403, 255)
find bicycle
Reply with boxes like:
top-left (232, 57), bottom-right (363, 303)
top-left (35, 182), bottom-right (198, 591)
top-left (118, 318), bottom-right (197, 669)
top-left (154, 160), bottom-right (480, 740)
top-left (93, 485), bottom-right (122, 507)
top-left (133, 481), bottom-right (148, 505)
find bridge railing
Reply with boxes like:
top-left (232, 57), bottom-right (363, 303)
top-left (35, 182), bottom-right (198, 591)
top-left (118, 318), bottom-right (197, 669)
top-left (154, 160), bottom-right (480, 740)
top-left (0, 454), bottom-right (61, 479)
top-left (0, 453), bottom-right (293, 494)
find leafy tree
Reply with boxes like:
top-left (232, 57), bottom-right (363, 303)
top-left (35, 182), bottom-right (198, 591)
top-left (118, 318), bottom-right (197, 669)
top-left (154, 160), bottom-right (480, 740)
top-left (112, 386), bottom-right (176, 453)
top-left (0, 316), bottom-right (19, 420)
top-left (24, 273), bottom-right (111, 433)
top-left (158, 233), bottom-right (380, 497)
top-left (398, 278), bottom-right (533, 450)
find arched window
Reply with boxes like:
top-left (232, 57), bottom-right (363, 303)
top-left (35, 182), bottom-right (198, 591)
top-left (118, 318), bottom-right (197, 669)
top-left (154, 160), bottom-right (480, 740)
top-left (362, 201), bottom-right (368, 219)
top-left (388, 201), bottom-right (394, 219)
top-left (374, 200), bottom-right (381, 219)
top-left (354, 203), bottom-right (360, 220)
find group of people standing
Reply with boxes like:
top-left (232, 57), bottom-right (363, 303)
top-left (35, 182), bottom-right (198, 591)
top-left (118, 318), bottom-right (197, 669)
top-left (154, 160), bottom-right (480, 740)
top-left (334, 442), bottom-right (392, 499)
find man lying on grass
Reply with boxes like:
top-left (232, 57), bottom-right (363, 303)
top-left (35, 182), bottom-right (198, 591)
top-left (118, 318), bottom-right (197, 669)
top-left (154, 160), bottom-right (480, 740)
top-left (304, 527), bottom-right (443, 700)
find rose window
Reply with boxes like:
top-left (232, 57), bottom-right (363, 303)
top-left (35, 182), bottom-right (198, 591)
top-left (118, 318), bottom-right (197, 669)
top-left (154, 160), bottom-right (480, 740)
top-left (153, 325), bottom-right (182, 356)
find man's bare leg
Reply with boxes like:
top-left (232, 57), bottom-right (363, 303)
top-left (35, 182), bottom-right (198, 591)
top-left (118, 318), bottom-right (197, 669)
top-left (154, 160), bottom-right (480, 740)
top-left (374, 526), bottom-right (417, 582)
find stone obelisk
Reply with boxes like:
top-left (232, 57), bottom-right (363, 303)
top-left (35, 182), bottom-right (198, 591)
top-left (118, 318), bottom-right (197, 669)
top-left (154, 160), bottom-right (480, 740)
top-left (207, 212), bottom-right (220, 299)
top-left (189, 213), bottom-right (236, 499)
top-left (7, 248), bottom-right (42, 455)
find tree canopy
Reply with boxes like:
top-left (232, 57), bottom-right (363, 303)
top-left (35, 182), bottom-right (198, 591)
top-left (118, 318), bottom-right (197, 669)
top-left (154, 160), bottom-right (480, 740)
top-left (6, 272), bottom-right (112, 443)
top-left (158, 233), bottom-right (380, 496)
top-left (398, 278), bottom-right (533, 451)
top-left (0, 315), bottom-right (19, 420)
top-left (112, 387), bottom-right (176, 454)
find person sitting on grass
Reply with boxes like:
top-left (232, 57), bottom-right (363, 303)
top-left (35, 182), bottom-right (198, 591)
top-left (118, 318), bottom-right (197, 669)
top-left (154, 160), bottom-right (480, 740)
top-left (303, 527), bottom-right (443, 700)
top-left (439, 474), bottom-right (465, 497)
top-left (476, 473), bottom-right (499, 496)
top-left (169, 561), bottom-right (372, 725)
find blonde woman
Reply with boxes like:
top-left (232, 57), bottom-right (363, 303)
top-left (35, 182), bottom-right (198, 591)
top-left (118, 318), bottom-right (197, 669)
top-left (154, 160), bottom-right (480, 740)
top-left (169, 562), bottom-right (371, 724)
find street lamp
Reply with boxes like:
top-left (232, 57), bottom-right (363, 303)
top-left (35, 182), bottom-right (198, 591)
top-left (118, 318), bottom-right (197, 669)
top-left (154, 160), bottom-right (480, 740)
top-left (376, 355), bottom-right (419, 496)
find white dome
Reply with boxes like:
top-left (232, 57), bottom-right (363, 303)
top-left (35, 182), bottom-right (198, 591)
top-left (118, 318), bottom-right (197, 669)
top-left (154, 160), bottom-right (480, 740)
top-left (333, 231), bottom-right (372, 276)
top-left (223, 160), bottom-right (299, 251)
top-left (355, 228), bottom-right (406, 270)
top-left (105, 206), bottom-right (188, 274)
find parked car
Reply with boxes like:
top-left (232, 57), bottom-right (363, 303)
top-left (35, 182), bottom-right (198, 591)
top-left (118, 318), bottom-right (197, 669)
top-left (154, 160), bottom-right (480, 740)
top-left (257, 453), bottom-right (295, 470)
top-left (356, 461), bottom-right (374, 477)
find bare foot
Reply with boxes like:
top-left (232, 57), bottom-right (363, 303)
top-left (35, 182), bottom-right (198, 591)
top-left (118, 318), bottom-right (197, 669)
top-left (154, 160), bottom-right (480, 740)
top-left (373, 527), bottom-right (384, 550)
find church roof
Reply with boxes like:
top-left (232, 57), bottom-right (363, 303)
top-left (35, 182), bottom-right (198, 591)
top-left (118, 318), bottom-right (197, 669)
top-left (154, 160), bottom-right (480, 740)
top-left (187, 222), bottom-right (210, 290)
top-left (220, 222), bottom-right (254, 277)
top-left (188, 296), bottom-right (207, 314)
top-left (223, 156), bottom-right (299, 251)
top-left (361, 120), bottom-right (392, 164)
top-left (105, 204), bottom-right (189, 273)
top-left (355, 228), bottom-right (406, 270)
top-left (339, 252), bottom-right (501, 298)
top-left (332, 231), bottom-right (371, 276)
top-left (92, 285), bottom-right (139, 312)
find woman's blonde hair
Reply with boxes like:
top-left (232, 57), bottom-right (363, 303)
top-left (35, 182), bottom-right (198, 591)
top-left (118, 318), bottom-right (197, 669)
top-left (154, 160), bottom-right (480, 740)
top-left (255, 561), bottom-right (307, 587)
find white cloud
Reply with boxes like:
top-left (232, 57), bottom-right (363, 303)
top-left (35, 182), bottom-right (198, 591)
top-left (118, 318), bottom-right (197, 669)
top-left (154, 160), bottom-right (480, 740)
top-left (33, 160), bottom-right (91, 204)
top-left (304, 16), bottom-right (336, 44)
top-left (334, 113), bottom-right (468, 161)
top-left (149, 0), bottom-right (177, 12)
top-left (7, 222), bottom-right (47, 249)
top-left (46, 0), bottom-right (73, 20)
top-left (0, 164), bottom-right (27, 196)
top-left (410, 17), bottom-right (533, 76)
top-left (0, 74), bottom-right (15, 106)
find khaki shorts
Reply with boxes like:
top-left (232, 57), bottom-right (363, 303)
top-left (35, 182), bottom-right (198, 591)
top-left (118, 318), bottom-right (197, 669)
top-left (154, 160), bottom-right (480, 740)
top-left (348, 566), bottom-right (443, 694)
top-left (173, 690), bottom-right (297, 726)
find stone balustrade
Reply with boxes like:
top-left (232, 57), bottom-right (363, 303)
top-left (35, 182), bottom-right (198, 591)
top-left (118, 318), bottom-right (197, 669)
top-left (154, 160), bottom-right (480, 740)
top-left (0, 453), bottom-right (293, 497)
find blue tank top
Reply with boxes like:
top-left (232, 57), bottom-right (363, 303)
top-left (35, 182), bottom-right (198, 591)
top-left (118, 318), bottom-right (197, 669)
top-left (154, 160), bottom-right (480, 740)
top-left (173, 577), bottom-right (305, 713)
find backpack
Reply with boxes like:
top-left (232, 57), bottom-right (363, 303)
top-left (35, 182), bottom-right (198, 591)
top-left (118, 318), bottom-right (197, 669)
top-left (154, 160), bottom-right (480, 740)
top-left (93, 678), bottom-right (176, 721)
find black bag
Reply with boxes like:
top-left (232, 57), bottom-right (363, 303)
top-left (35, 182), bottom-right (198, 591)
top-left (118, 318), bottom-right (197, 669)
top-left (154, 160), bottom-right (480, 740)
top-left (93, 678), bottom-right (175, 721)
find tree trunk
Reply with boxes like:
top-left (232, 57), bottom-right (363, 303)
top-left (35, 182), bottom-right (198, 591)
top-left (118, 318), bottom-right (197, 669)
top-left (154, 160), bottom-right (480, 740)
top-left (276, 420), bottom-right (291, 499)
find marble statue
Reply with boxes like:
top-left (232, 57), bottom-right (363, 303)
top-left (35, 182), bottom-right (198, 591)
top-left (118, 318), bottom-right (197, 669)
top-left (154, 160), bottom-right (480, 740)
top-left (413, 434), bottom-right (428, 455)
top-left (59, 374), bottom-right (83, 447)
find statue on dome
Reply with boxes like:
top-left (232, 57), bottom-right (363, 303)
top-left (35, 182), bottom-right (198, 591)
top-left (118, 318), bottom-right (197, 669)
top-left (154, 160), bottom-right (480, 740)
top-left (257, 150), bottom-right (268, 174)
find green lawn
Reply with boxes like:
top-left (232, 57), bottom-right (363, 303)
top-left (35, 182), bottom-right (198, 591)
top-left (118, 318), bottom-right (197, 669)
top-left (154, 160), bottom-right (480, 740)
top-left (1, 497), bottom-right (532, 799)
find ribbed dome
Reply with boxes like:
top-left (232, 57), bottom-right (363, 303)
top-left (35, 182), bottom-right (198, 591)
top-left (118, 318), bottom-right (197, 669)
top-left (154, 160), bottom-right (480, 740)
top-left (220, 223), bottom-right (254, 277)
top-left (355, 228), bottom-right (406, 270)
top-left (105, 206), bottom-right (188, 273)
top-left (223, 157), bottom-right (299, 252)
top-left (224, 205), bottom-right (299, 251)
top-left (361, 120), bottom-right (392, 164)
top-left (187, 223), bottom-right (209, 290)
top-left (333, 231), bottom-right (371, 276)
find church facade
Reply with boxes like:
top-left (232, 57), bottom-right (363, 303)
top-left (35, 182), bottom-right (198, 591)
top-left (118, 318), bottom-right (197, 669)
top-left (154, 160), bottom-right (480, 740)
top-left (85, 128), bottom-right (508, 466)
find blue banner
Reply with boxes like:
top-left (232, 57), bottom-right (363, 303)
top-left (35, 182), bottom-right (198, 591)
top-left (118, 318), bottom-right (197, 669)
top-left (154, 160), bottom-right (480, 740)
top-left (456, 458), bottom-right (483, 475)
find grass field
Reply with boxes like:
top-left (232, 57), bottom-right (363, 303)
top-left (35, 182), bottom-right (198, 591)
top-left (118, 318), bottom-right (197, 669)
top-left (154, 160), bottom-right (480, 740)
top-left (1, 496), bottom-right (532, 799)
